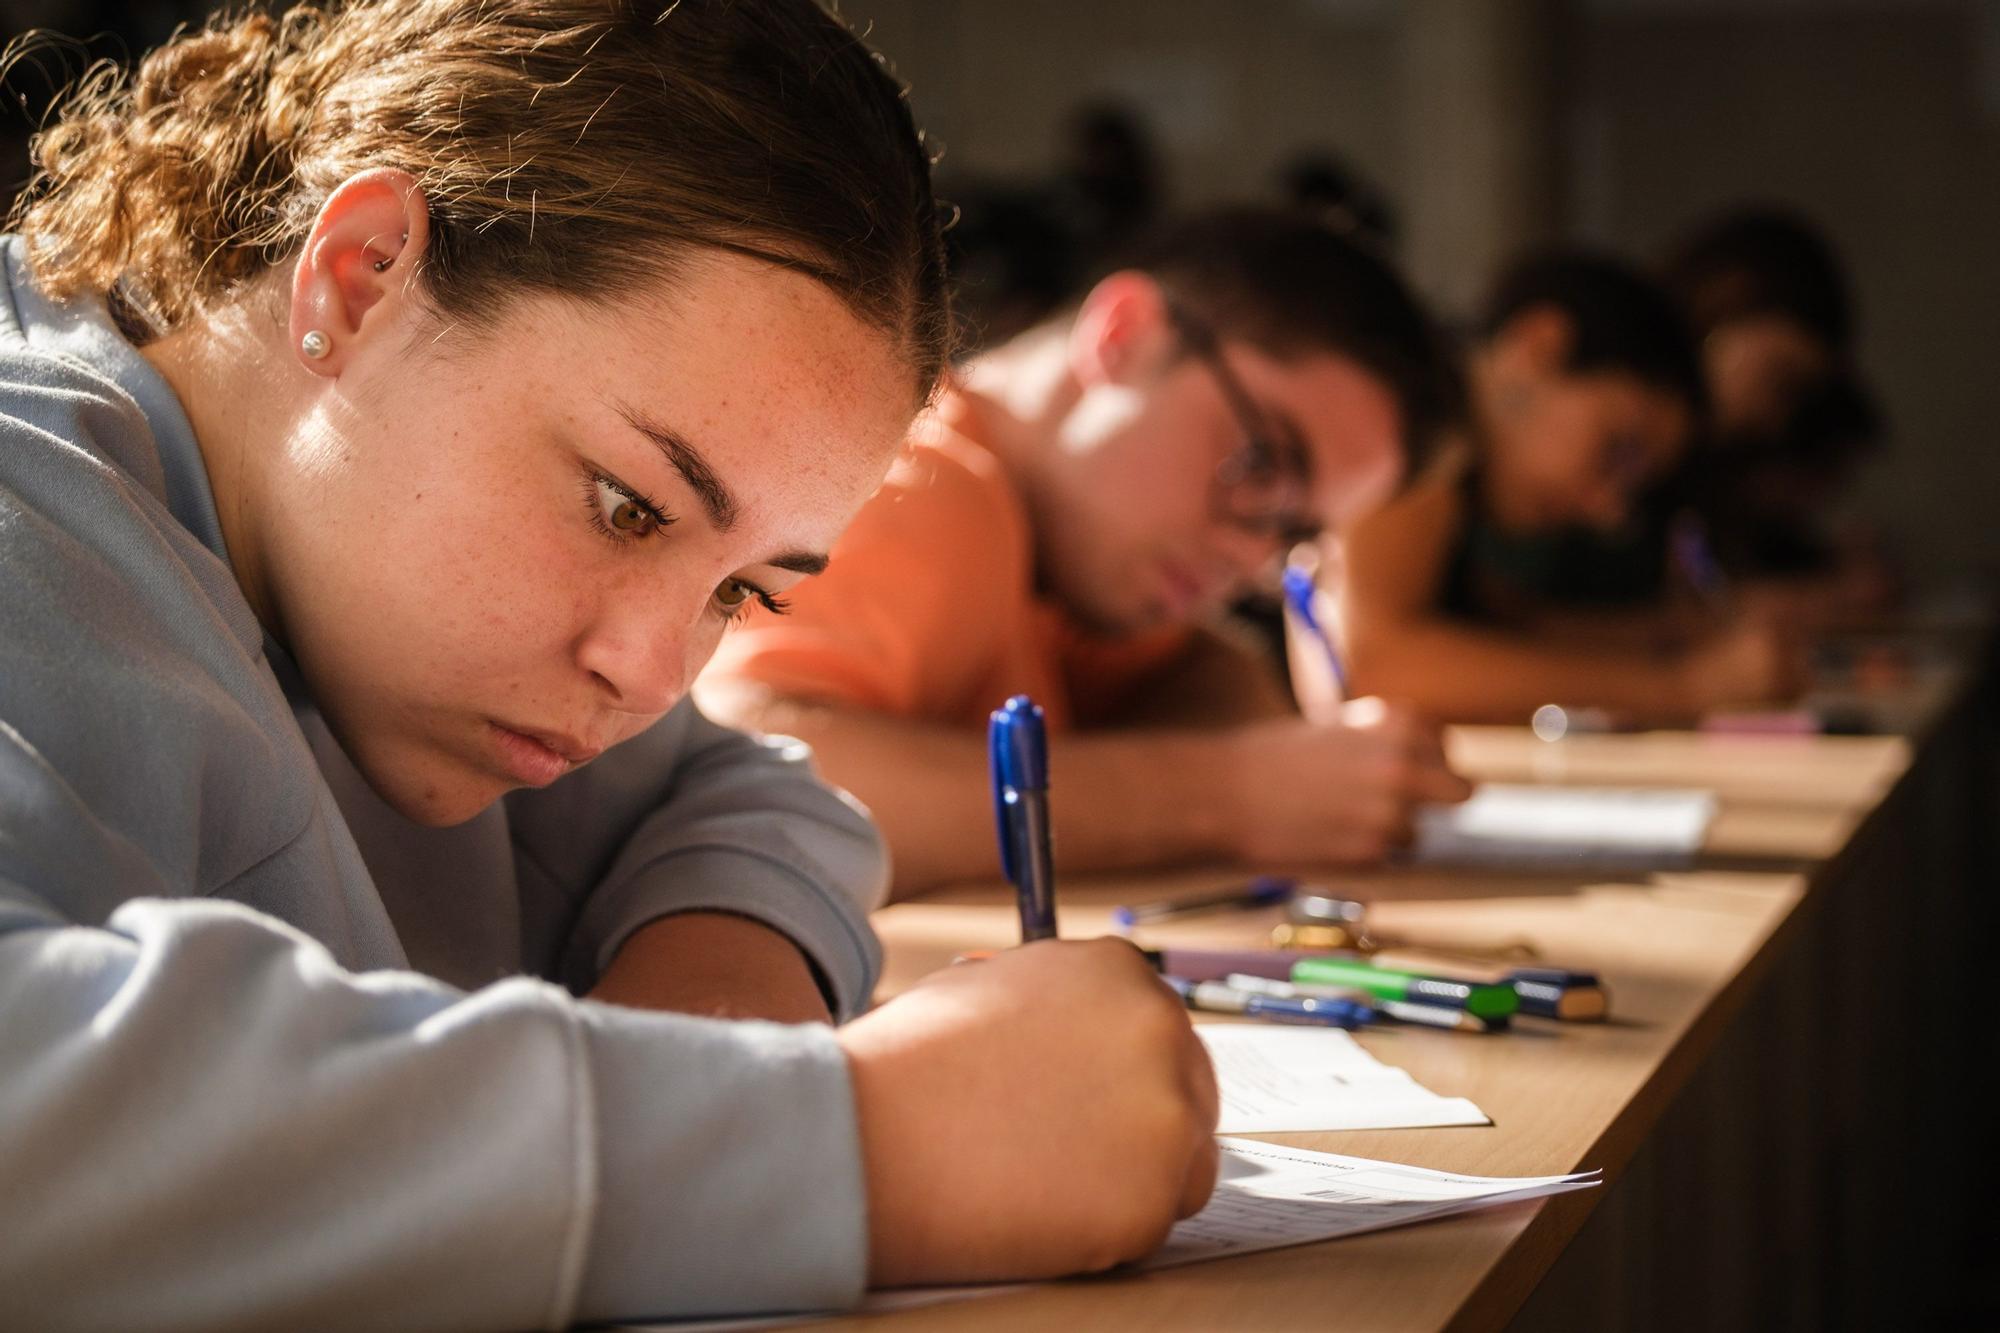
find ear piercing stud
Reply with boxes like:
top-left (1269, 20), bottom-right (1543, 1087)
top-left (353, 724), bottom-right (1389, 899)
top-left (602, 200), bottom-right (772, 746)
top-left (301, 330), bottom-right (331, 359)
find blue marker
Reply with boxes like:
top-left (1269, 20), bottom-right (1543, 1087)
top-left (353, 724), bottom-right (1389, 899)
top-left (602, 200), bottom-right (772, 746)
top-left (1281, 562), bottom-right (1348, 698)
top-left (1165, 976), bottom-right (1373, 1030)
top-left (989, 694), bottom-right (1057, 942)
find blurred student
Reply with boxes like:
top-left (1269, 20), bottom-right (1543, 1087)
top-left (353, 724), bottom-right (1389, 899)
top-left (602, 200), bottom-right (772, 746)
top-left (699, 211), bottom-right (1471, 896)
top-left (1340, 250), bottom-right (1800, 724)
top-left (1661, 209), bottom-right (1895, 621)
top-left (0, 2), bottom-right (1221, 1325)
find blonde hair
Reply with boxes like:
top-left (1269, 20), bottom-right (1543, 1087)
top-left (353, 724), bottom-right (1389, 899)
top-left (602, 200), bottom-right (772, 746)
top-left (7, 0), bottom-right (950, 397)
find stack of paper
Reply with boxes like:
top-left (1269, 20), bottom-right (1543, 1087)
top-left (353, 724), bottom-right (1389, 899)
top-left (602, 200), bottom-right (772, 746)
top-left (1196, 1024), bottom-right (1489, 1133)
top-left (1414, 783), bottom-right (1716, 868)
top-left (1149, 1138), bottom-right (1599, 1269)
top-left (623, 1141), bottom-right (1598, 1330)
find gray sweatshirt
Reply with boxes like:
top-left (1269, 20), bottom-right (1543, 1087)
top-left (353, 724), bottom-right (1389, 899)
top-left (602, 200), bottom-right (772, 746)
top-left (0, 236), bottom-right (886, 1330)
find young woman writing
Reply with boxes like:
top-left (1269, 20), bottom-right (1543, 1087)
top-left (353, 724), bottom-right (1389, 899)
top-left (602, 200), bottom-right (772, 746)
top-left (0, 3), bottom-right (1215, 1326)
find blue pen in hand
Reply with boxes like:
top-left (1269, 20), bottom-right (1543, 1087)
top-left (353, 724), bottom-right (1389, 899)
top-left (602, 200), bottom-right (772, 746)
top-left (1282, 561), bottom-right (1348, 699)
top-left (989, 694), bottom-right (1057, 942)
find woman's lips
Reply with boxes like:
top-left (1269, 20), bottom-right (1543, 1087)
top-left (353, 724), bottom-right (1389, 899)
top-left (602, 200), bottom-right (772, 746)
top-left (488, 722), bottom-right (590, 787)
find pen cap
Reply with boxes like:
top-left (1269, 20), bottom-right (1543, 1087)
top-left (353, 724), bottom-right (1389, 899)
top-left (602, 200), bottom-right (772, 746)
top-left (990, 695), bottom-right (1049, 792)
top-left (987, 705), bottom-right (1018, 882)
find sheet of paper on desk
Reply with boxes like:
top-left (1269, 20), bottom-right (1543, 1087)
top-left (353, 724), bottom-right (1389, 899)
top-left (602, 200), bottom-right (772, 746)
top-left (613, 1141), bottom-right (1597, 1331)
top-left (1414, 783), bottom-right (1717, 867)
top-left (1146, 1137), bottom-right (1600, 1268)
top-left (1197, 1024), bottom-right (1490, 1133)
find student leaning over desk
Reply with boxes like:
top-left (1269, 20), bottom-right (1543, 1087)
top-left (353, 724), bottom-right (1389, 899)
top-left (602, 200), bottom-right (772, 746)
top-left (0, 2), bottom-right (1218, 1327)
top-left (1337, 250), bottom-right (1804, 723)
top-left (699, 210), bottom-right (1475, 896)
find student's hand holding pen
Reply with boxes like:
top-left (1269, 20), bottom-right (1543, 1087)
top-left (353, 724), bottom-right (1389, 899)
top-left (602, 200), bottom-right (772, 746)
top-left (1676, 614), bottom-right (1808, 712)
top-left (838, 937), bottom-right (1220, 1287)
top-left (1219, 701), bottom-right (1473, 865)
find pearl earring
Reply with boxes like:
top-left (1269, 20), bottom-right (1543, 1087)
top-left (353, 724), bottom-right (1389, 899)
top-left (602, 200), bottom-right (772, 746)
top-left (300, 330), bottom-right (331, 360)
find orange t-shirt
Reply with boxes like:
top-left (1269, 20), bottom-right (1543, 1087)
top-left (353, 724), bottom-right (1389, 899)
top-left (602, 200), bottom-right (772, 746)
top-left (701, 393), bottom-right (1186, 732)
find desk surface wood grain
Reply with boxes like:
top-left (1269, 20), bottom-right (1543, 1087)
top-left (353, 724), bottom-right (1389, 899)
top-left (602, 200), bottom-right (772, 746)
top-left (817, 724), bottom-right (1919, 1331)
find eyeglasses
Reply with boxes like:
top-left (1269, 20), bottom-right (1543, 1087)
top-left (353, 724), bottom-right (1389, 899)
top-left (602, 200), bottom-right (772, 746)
top-left (1169, 306), bottom-right (1321, 547)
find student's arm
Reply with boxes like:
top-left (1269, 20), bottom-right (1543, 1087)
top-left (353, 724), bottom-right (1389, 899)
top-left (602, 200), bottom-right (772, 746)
top-left (699, 678), bottom-right (1467, 898)
top-left (0, 738), bottom-right (869, 1325)
top-left (0, 726), bottom-right (1217, 1324)
top-left (504, 699), bottom-right (885, 1024)
top-left (1089, 621), bottom-right (1295, 729)
top-left (1518, 597), bottom-right (1713, 652)
top-left (1340, 457), bottom-right (1793, 723)
top-left (588, 910), bottom-right (833, 1022)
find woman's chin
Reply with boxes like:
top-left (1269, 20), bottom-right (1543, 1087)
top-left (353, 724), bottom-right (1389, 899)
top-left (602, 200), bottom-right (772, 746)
top-left (360, 754), bottom-right (508, 828)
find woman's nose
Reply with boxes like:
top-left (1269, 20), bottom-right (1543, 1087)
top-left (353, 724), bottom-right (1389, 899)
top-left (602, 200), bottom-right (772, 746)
top-left (574, 611), bottom-right (706, 716)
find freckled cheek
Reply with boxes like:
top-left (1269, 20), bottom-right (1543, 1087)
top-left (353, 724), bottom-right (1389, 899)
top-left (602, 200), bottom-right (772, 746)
top-left (409, 525), bottom-right (593, 671)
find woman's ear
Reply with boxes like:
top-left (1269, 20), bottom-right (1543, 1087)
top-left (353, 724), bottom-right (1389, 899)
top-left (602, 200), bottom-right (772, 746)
top-left (1067, 270), bottom-right (1177, 389)
top-left (289, 168), bottom-right (431, 375)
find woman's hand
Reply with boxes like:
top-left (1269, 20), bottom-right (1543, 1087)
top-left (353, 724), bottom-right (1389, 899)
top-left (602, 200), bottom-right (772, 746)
top-left (1677, 616), bottom-right (1807, 713)
top-left (839, 937), bottom-right (1220, 1287)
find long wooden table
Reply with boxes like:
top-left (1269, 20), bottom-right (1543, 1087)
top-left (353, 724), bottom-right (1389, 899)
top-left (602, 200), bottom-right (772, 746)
top-left (824, 626), bottom-right (1994, 1331)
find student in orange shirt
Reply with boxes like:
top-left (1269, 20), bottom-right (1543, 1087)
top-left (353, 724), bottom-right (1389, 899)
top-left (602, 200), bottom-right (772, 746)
top-left (699, 211), bottom-right (1472, 896)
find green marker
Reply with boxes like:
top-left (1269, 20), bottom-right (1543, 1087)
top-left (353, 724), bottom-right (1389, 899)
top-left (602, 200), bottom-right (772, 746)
top-left (1290, 957), bottom-right (1520, 1022)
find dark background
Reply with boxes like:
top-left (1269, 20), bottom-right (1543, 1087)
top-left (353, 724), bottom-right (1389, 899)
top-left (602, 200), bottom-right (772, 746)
top-left (6, 0), bottom-right (1995, 594)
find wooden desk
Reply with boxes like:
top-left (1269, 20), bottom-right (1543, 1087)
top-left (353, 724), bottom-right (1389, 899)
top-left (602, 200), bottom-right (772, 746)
top-left (831, 634), bottom-right (1994, 1331)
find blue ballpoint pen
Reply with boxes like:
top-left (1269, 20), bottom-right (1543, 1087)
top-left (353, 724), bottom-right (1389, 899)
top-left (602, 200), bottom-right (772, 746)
top-left (1281, 562), bottom-right (1349, 698)
top-left (1165, 976), bottom-right (1373, 1029)
top-left (989, 694), bottom-right (1057, 942)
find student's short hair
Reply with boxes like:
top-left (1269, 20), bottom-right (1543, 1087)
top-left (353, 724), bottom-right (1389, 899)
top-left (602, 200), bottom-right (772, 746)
top-left (1113, 209), bottom-right (1463, 476)
top-left (1479, 249), bottom-right (1707, 411)
top-left (1661, 209), bottom-right (1852, 351)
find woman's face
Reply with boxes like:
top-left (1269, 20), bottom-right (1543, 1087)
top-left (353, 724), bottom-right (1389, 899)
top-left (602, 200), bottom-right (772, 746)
top-left (1703, 314), bottom-right (1831, 441)
top-left (1479, 311), bottom-right (1692, 534)
top-left (258, 254), bottom-right (915, 825)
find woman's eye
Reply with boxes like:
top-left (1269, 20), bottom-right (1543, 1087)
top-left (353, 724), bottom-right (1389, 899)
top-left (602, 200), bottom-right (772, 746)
top-left (711, 579), bottom-right (791, 621)
top-left (590, 475), bottom-right (664, 539)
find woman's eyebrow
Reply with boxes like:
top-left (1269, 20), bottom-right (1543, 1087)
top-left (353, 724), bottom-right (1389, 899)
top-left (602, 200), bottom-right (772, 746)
top-left (768, 551), bottom-right (831, 576)
top-left (612, 398), bottom-right (741, 532)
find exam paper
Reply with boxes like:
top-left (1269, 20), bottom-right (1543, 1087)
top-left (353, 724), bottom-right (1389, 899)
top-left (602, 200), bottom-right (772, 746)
top-left (1197, 1023), bottom-right (1490, 1133)
top-left (1147, 1137), bottom-right (1600, 1269)
top-left (618, 1141), bottom-right (1598, 1331)
top-left (1414, 783), bottom-right (1716, 867)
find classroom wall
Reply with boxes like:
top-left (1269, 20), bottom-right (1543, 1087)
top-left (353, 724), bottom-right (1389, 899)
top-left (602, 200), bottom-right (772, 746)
top-left (849, 0), bottom-right (2000, 590)
top-left (1575, 0), bottom-right (2000, 595)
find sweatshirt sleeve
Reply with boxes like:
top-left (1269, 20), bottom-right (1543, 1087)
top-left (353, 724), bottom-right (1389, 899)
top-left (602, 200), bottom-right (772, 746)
top-left (506, 701), bottom-right (889, 1019)
top-left (0, 726), bottom-right (868, 1330)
